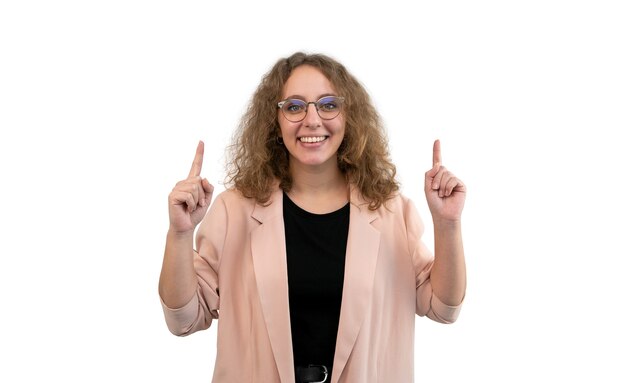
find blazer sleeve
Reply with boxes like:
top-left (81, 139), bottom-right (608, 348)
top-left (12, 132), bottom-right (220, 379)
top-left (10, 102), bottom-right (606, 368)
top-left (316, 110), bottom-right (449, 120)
top-left (403, 197), bottom-right (463, 324)
top-left (160, 193), bottom-right (227, 336)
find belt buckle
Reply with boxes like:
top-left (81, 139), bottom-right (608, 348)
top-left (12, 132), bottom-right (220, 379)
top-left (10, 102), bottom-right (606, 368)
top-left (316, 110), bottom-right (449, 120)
top-left (308, 364), bottom-right (328, 383)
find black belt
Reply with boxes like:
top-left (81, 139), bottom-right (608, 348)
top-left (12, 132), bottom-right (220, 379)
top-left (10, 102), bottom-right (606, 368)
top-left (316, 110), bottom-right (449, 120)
top-left (295, 364), bottom-right (328, 383)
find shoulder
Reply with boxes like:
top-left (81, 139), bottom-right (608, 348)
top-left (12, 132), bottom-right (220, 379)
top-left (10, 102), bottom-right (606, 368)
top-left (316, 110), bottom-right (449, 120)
top-left (213, 186), bottom-right (282, 215)
top-left (352, 189), bottom-right (415, 216)
top-left (377, 193), bottom-right (418, 222)
top-left (349, 184), bottom-right (415, 213)
top-left (386, 192), bottom-right (413, 209)
top-left (366, 193), bottom-right (428, 247)
top-left (214, 187), bottom-right (251, 204)
top-left (348, 189), bottom-right (420, 235)
top-left (210, 188), bottom-right (256, 215)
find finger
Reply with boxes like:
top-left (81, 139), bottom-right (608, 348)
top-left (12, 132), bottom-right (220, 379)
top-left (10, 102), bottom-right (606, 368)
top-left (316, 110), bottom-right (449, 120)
top-left (437, 170), bottom-right (450, 198)
top-left (194, 178), bottom-right (206, 207)
top-left (185, 192), bottom-right (198, 212)
top-left (432, 139), bottom-right (442, 167)
top-left (443, 177), bottom-right (463, 197)
top-left (169, 190), bottom-right (198, 212)
top-left (431, 166), bottom-right (447, 191)
top-left (188, 140), bottom-right (205, 178)
top-left (425, 163), bottom-right (439, 180)
top-left (201, 178), bottom-right (214, 194)
top-left (440, 173), bottom-right (455, 198)
top-left (441, 171), bottom-right (466, 196)
top-left (201, 178), bottom-right (214, 206)
top-left (173, 180), bottom-right (203, 208)
top-left (202, 178), bottom-right (215, 196)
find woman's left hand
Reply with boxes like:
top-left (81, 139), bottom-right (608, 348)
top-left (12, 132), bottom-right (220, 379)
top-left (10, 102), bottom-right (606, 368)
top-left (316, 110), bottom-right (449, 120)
top-left (424, 140), bottom-right (466, 223)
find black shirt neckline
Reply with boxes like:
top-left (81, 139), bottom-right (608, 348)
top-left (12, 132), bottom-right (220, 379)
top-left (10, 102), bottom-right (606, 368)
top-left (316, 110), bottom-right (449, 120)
top-left (283, 191), bottom-right (350, 220)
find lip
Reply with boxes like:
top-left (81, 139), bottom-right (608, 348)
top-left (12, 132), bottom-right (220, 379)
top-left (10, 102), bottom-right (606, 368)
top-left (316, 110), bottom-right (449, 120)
top-left (297, 135), bottom-right (329, 144)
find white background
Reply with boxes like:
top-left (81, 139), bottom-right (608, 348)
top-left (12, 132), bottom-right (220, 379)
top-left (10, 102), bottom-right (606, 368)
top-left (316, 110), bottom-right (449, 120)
top-left (1, 1), bottom-right (625, 381)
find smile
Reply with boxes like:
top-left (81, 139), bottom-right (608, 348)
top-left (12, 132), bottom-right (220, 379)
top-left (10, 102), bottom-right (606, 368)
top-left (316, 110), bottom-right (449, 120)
top-left (298, 136), bottom-right (328, 143)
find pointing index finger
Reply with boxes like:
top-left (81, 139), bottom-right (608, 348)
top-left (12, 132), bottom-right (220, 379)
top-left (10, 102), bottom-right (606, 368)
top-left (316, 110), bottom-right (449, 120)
top-left (432, 139), bottom-right (442, 167)
top-left (188, 140), bottom-right (204, 178)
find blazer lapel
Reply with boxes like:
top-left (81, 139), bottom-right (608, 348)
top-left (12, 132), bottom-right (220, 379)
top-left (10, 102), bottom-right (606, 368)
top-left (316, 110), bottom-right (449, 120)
top-left (251, 190), bottom-right (295, 383)
top-left (331, 188), bottom-right (381, 382)
top-left (250, 186), bottom-right (381, 383)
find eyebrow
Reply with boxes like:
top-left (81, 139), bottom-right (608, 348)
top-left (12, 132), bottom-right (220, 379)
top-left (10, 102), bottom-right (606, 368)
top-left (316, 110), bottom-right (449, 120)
top-left (283, 93), bottom-right (337, 101)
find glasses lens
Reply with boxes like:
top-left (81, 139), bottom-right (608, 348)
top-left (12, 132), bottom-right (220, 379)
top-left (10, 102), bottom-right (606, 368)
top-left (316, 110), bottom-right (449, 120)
top-left (281, 99), bottom-right (307, 122)
top-left (317, 96), bottom-right (342, 120)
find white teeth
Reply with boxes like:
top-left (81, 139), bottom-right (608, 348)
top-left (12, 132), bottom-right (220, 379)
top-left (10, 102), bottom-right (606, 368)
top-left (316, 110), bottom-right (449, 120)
top-left (299, 136), bottom-right (327, 143)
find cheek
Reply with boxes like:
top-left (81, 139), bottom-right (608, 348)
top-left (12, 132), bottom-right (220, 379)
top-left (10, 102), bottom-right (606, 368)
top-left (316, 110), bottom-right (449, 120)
top-left (277, 111), bottom-right (292, 133)
top-left (277, 120), bottom-right (301, 140)
top-left (277, 117), bottom-right (289, 136)
top-left (330, 118), bottom-right (346, 136)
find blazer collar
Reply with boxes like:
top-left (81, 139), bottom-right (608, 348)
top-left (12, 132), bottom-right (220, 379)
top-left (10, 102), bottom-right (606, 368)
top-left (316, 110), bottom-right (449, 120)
top-left (332, 187), bottom-right (380, 382)
top-left (250, 186), bottom-right (381, 383)
top-left (250, 188), bottom-right (294, 382)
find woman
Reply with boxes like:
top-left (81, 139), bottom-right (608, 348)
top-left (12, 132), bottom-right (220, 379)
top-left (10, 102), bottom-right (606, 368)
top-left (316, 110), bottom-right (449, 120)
top-left (159, 52), bottom-right (466, 383)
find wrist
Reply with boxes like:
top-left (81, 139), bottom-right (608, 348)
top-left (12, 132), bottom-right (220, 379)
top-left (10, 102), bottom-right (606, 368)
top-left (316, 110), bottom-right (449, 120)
top-left (432, 217), bottom-right (462, 231)
top-left (167, 227), bottom-right (195, 241)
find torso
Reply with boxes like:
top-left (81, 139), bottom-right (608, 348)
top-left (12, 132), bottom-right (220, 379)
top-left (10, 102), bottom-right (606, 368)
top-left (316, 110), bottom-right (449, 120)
top-left (282, 191), bottom-right (350, 382)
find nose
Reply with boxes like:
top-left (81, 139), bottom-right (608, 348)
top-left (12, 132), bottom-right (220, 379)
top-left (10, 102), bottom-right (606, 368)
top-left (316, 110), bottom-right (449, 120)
top-left (302, 102), bottom-right (321, 127)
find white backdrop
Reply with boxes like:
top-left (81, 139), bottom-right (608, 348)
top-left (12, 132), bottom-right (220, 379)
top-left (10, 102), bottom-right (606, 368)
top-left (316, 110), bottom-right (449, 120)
top-left (1, 1), bottom-right (625, 381)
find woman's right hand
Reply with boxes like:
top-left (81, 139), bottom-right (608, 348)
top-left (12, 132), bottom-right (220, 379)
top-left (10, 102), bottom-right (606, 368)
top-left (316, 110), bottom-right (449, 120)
top-left (168, 141), bottom-right (214, 234)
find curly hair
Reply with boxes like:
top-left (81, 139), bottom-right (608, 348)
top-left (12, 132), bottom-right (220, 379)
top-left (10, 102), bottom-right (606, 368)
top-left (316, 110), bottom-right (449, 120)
top-left (225, 52), bottom-right (399, 210)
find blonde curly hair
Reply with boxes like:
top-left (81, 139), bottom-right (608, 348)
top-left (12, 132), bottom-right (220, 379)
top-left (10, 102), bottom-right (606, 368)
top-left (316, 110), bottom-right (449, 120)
top-left (225, 52), bottom-right (399, 210)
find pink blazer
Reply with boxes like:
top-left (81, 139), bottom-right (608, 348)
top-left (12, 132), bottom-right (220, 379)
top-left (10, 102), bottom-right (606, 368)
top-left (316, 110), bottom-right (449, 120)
top-left (161, 186), bottom-right (462, 383)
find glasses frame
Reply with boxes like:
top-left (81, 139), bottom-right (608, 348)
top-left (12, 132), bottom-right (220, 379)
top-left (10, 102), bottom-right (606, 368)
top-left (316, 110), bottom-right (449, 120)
top-left (277, 96), bottom-right (345, 122)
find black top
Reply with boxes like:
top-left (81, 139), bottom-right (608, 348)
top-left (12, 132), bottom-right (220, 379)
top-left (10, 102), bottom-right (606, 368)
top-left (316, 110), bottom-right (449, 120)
top-left (283, 191), bottom-right (350, 381)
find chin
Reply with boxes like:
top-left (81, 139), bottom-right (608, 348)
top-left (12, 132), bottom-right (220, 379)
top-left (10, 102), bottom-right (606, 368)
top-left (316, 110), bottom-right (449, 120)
top-left (295, 154), bottom-right (337, 167)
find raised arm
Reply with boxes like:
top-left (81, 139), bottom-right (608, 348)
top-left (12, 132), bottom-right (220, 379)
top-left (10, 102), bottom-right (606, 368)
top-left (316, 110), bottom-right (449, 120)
top-left (424, 139), bottom-right (466, 306)
top-left (159, 141), bottom-right (214, 308)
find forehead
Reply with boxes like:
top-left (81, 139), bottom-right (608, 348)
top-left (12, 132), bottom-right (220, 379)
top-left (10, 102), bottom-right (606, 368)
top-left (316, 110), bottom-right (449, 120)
top-left (282, 65), bottom-right (337, 98)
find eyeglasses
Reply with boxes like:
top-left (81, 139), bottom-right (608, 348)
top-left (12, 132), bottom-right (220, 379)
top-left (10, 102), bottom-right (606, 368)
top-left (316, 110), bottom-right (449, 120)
top-left (277, 96), bottom-right (345, 122)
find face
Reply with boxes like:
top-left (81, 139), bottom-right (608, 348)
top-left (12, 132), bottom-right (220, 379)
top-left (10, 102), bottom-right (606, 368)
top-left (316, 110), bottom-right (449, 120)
top-left (278, 65), bottom-right (345, 171)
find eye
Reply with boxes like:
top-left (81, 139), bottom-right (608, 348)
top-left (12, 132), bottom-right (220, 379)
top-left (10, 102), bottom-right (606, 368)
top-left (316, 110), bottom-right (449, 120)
top-left (318, 97), bottom-right (339, 111)
top-left (283, 100), bottom-right (306, 113)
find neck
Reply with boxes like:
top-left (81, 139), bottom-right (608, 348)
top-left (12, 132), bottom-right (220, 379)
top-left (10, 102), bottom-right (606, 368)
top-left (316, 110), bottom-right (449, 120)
top-left (289, 160), bottom-right (346, 195)
top-left (287, 160), bottom-right (349, 214)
